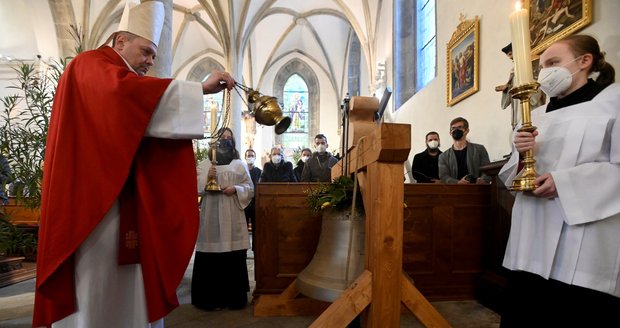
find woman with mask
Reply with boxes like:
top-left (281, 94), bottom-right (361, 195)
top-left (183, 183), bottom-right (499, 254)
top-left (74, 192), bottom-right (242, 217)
top-left (259, 146), bottom-right (297, 182)
top-left (294, 148), bottom-right (312, 182)
top-left (192, 127), bottom-right (254, 311)
top-left (498, 35), bottom-right (619, 327)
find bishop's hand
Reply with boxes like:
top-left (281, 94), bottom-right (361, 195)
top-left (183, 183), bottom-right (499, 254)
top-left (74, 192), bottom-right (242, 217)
top-left (202, 70), bottom-right (234, 94)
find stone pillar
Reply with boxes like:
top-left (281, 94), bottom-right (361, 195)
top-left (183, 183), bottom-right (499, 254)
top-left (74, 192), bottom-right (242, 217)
top-left (147, 0), bottom-right (172, 78)
top-left (48, 0), bottom-right (78, 58)
top-left (228, 55), bottom-right (243, 146)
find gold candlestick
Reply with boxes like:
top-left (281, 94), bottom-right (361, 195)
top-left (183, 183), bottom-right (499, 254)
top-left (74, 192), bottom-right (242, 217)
top-left (509, 82), bottom-right (540, 191)
top-left (205, 141), bottom-right (221, 192)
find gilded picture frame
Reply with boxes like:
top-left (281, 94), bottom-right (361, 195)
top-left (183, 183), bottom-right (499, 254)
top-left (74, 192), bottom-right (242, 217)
top-left (527, 0), bottom-right (593, 55)
top-left (446, 16), bottom-right (479, 107)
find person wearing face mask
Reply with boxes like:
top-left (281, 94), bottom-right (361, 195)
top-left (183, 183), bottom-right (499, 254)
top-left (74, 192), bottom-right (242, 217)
top-left (498, 35), bottom-right (619, 328)
top-left (438, 117), bottom-right (491, 184)
top-left (300, 134), bottom-right (339, 182)
top-left (411, 132), bottom-right (443, 183)
top-left (244, 149), bottom-right (262, 246)
top-left (193, 127), bottom-right (254, 311)
top-left (259, 147), bottom-right (297, 182)
top-left (294, 148), bottom-right (313, 182)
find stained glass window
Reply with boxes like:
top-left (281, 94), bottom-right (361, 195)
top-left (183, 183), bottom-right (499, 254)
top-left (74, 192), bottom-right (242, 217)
top-left (281, 74), bottom-right (309, 150)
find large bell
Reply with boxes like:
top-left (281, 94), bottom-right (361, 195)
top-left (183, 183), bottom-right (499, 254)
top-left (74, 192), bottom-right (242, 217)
top-left (297, 207), bottom-right (365, 302)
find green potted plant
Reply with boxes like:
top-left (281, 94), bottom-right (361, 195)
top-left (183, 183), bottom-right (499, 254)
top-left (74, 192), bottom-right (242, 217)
top-left (0, 60), bottom-right (65, 210)
top-left (0, 217), bottom-right (37, 260)
top-left (0, 25), bottom-right (81, 212)
top-left (0, 27), bottom-right (82, 264)
top-left (305, 175), bottom-right (361, 212)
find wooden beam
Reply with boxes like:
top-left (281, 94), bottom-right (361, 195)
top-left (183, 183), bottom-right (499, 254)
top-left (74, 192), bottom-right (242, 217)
top-left (331, 123), bottom-right (411, 179)
top-left (309, 270), bottom-right (373, 328)
top-left (365, 162), bottom-right (404, 327)
top-left (401, 272), bottom-right (452, 327)
top-left (253, 279), bottom-right (330, 317)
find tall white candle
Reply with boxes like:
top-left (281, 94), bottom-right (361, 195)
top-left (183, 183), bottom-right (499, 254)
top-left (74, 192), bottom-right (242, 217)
top-left (210, 101), bottom-right (218, 134)
top-left (509, 1), bottom-right (534, 86)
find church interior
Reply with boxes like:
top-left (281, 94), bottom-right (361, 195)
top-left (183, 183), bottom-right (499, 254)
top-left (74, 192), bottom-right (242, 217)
top-left (1, 0), bottom-right (619, 327)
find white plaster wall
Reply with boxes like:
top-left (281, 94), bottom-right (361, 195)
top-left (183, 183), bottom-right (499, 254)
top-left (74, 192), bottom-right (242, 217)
top-left (1, 0), bottom-right (618, 159)
top-left (389, 0), bottom-right (620, 168)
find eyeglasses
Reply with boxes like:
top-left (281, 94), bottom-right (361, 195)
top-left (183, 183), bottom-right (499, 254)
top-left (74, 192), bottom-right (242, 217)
top-left (450, 125), bottom-right (466, 131)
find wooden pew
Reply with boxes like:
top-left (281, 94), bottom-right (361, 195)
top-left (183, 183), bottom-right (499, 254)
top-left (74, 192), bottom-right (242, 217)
top-left (253, 182), bottom-right (491, 301)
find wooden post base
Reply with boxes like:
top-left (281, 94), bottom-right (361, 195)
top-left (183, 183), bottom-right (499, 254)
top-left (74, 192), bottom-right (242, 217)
top-left (253, 279), bottom-right (330, 317)
top-left (254, 270), bottom-right (450, 327)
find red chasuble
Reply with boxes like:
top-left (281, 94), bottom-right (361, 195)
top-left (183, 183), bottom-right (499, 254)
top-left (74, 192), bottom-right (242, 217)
top-left (33, 46), bottom-right (199, 327)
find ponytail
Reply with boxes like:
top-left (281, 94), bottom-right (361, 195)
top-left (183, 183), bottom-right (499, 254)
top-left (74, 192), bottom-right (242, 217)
top-left (593, 56), bottom-right (615, 87)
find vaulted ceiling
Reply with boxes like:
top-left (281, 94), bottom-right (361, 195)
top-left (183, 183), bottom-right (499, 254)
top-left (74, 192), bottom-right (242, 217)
top-left (3, 0), bottom-right (391, 100)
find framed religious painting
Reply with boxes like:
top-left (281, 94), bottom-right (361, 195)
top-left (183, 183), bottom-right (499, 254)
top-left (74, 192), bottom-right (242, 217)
top-left (527, 0), bottom-right (592, 55)
top-left (446, 16), bottom-right (479, 107)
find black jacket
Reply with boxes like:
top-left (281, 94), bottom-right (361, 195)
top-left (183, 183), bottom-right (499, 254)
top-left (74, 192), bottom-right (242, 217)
top-left (260, 161), bottom-right (296, 182)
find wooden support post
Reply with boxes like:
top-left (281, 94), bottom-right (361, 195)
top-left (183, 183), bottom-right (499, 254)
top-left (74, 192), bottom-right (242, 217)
top-left (364, 161), bottom-right (405, 327)
top-left (401, 272), bottom-right (452, 327)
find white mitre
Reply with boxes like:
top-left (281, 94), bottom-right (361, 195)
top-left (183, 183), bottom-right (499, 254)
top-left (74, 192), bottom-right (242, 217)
top-left (100, 0), bottom-right (164, 47)
top-left (118, 0), bottom-right (164, 46)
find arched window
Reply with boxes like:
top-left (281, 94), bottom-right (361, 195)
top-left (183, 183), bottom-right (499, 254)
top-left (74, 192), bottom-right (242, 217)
top-left (281, 74), bottom-right (309, 150)
top-left (273, 59), bottom-right (319, 154)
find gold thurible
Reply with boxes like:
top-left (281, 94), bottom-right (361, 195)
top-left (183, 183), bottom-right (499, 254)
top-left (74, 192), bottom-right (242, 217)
top-left (508, 82), bottom-right (540, 192)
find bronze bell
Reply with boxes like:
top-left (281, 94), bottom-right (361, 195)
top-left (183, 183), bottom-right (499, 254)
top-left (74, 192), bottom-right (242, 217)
top-left (297, 207), bottom-right (365, 302)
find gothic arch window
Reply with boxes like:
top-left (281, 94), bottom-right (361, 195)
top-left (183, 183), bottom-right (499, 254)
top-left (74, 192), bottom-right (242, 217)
top-left (273, 59), bottom-right (319, 152)
top-left (281, 74), bottom-right (309, 150)
top-left (187, 58), bottom-right (224, 147)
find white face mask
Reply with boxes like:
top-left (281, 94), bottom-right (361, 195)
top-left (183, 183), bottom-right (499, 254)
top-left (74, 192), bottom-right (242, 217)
top-left (246, 156), bottom-right (255, 165)
top-left (271, 154), bottom-right (282, 165)
top-left (427, 140), bottom-right (439, 150)
top-left (316, 144), bottom-right (327, 153)
top-left (537, 56), bottom-right (582, 98)
top-left (301, 155), bottom-right (310, 163)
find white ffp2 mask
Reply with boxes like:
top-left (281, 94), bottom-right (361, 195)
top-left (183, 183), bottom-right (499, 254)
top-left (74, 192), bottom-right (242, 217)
top-left (537, 56), bottom-right (582, 98)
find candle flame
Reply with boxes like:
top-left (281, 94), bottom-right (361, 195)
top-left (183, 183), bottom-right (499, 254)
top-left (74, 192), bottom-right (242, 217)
top-left (515, 1), bottom-right (522, 11)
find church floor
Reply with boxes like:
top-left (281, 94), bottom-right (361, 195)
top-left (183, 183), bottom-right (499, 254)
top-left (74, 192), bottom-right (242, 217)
top-left (0, 248), bottom-right (500, 327)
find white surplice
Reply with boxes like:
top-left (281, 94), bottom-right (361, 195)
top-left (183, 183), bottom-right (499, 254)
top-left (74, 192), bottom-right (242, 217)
top-left (499, 83), bottom-right (620, 298)
top-left (195, 158), bottom-right (253, 253)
